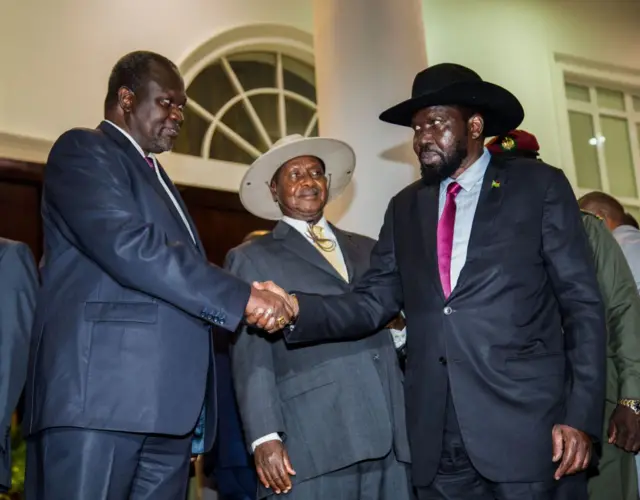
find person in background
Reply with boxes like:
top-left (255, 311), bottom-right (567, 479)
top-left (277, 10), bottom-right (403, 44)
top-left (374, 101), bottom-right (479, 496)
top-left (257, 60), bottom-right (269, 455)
top-left (622, 213), bottom-right (639, 230)
top-left (0, 238), bottom-right (38, 494)
top-left (227, 134), bottom-right (411, 499)
top-left (487, 129), bottom-right (640, 500)
top-left (580, 192), bottom-right (640, 293)
top-left (198, 324), bottom-right (257, 500)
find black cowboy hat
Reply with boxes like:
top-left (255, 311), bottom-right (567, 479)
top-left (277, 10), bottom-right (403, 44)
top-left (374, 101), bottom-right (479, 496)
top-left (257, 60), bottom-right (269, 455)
top-left (379, 63), bottom-right (524, 137)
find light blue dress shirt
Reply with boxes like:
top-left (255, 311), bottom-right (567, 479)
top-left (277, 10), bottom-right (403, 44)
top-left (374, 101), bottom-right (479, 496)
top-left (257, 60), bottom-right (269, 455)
top-left (438, 148), bottom-right (491, 291)
top-left (613, 225), bottom-right (640, 293)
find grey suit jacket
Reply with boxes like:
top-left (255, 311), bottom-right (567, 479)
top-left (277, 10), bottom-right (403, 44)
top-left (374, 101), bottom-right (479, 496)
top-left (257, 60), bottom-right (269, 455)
top-left (24, 122), bottom-right (251, 451)
top-left (0, 239), bottom-right (37, 490)
top-left (226, 221), bottom-right (410, 497)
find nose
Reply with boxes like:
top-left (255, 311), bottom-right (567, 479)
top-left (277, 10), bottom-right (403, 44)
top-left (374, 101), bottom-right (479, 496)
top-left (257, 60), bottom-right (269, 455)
top-left (170, 105), bottom-right (184, 125)
top-left (416, 128), bottom-right (433, 147)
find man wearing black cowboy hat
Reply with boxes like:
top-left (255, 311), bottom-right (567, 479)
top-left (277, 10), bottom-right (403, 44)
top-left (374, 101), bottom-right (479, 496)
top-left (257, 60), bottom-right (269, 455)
top-left (252, 63), bottom-right (607, 499)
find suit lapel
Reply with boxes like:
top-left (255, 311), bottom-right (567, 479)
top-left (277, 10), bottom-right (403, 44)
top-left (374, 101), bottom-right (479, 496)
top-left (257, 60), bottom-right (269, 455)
top-left (155, 163), bottom-right (206, 255)
top-left (272, 221), bottom-right (348, 283)
top-left (449, 158), bottom-right (506, 298)
top-left (417, 182), bottom-right (446, 300)
top-left (98, 122), bottom-right (202, 253)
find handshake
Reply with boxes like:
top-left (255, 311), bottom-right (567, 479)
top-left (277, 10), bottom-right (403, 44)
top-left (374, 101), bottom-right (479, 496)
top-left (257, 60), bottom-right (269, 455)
top-left (244, 281), bottom-right (300, 333)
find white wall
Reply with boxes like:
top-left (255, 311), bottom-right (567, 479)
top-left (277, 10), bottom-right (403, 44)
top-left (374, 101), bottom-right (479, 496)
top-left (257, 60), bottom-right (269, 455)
top-left (421, 0), bottom-right (640, 175)
top-left (1, 0), bottom-right (639, 202)
top-left (0, 0), bottom-right (313, 142)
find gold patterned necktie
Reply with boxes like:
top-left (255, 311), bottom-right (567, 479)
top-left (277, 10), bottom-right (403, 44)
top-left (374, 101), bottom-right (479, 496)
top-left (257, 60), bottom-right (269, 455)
top-left (310, 225), bottom-right (349, 282)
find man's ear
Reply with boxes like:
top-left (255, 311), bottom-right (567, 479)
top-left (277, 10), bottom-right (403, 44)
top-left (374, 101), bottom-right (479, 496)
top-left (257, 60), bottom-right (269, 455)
top-left (269, 181), bottom-right (278, 202)
top-left (118, 87), bottom-right (135, 114)
top-left (469, 113), bottom-right (485, 140)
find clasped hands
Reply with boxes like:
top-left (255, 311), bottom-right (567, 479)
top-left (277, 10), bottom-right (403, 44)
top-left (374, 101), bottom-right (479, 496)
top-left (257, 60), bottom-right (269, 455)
top-left (244, 281), bottom-right (299, 332)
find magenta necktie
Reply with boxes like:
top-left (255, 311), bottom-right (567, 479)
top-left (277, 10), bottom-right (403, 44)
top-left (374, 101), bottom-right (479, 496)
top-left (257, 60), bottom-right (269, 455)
top-left (145, 157), bottom-right (155, 169)
top-left (437, 182), bottom-right (462, 298)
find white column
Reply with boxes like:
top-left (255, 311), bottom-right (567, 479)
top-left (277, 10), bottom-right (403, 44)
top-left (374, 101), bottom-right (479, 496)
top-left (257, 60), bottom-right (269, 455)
top-left (314, 0), bottom-right (427, 238)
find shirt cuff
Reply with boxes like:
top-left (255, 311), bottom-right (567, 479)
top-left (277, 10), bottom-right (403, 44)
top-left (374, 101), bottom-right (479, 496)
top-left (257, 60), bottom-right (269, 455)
top-left (251, 433), bottom-right (282, 452)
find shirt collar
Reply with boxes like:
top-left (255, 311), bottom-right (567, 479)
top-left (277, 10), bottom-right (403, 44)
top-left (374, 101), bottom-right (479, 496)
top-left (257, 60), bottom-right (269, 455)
top-left (441, 147), bottom-right (491, 192)
top-left (104, 120), bottom-right (152, 160)
top-left (282, 215), bottom-right (332, 237)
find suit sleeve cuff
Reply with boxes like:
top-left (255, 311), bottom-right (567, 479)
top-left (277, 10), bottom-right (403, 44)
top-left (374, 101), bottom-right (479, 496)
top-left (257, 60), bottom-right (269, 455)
top-left (251, 433), bottom-right (282, 453)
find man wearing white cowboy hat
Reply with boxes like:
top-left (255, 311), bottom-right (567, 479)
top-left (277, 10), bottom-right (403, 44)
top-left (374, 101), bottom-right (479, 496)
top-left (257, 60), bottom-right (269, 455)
top-left (254, 63), bottom-right (607, 499)
top-left (225, 134), bottom-right (412, 499)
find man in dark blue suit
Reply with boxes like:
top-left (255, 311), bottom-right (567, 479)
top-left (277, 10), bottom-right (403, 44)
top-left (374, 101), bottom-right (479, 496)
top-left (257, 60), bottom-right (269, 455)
top-left (255, 64), bottom-right (607, 499)
top-left (23, 51), bottom-right (292, 500)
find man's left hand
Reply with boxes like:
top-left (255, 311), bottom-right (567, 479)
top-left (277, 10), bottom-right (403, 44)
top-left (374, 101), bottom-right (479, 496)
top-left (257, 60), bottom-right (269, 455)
top-left (608, 404), bottom-right (640, 452)
top-left (552, 424), bottom-right (592, 480)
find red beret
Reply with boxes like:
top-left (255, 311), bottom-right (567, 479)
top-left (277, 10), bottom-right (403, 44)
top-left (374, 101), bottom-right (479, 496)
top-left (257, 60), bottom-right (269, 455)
top-left (486, 129), bottom-right (540, 156)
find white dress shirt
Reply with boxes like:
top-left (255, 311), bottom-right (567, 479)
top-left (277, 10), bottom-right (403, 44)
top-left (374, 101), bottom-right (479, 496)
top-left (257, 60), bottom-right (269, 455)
top-left (438, 148), bottom-right (491, 291)
top-left (104, 120), bottom-right (196, 244)
top-left (613, 224), bottom-right (640, 293)
top-left (250, 215), bottom-right (346, 451)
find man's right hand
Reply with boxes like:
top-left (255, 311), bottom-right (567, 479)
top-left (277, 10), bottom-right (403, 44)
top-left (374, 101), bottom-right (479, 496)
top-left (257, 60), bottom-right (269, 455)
top-left (254, 440), bottom-right (296, 494)
top-left (245, 285), bottom-right (295, 332)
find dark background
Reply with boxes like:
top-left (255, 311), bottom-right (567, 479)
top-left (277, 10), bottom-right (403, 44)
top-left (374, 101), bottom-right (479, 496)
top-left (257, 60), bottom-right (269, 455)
top-left (0, 157), bottom-right (275, 265)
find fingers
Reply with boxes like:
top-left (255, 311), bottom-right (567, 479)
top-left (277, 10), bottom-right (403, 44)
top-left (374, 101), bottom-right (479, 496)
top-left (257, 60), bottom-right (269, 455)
top-left (255, 465), bottom-right (270, 490)
top-left (616, 424), bottom-right (630, 451)
top-left (551, 425), bottom-right (564, 463)
top-left (581, 445), bottom-right (591, 471)
top-left (564, 438), bottom-right (589, 476)
top-left (273, 456), bottom-right (293, 493)
top-left (254, 281), bottom-right (286, 298)
top-left (553, 425), bottom-right (592, 480)
top-left (554, 434), bottom-right (577, 480)
top-left (255, 457), bottom-right (288, 494)
top-left (607, 419), bottom-right (617, 444)
top-left (283, 449), bottom-right (297, 476)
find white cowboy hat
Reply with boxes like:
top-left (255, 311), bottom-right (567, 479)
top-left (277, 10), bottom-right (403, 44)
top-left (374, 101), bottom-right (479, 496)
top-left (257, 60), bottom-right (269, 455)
top-left (239, 134), bottom-right (356, 220)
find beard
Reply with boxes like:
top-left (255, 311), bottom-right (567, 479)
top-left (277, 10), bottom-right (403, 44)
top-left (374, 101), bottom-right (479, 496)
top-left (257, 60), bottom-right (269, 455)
top-left (419, 138), bottom-right (469, 186)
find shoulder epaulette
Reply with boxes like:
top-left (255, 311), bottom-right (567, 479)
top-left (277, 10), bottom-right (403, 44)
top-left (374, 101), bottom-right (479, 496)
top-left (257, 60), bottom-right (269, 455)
top-left (580, 209), bottom-right (604, 221)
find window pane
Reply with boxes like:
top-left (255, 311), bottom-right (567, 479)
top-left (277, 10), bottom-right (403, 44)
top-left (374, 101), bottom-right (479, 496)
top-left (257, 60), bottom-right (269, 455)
top-left (282, 56), bottom-right (316, 102)
top-left (187, 62), bottom-right (235, 116)
top-left (601, 115), bottom-right (637, 198)
top-left (597, 87), bottom-right (625, 111)
top-left (209, 129), bottom-right (256, 164)
top-left (633, 96), bottom-right (640, 112)
top-left (568, 111), bottom-right (601, 189)
top-left (228, 53), bottom-right (277, 91)
top-left (565, 83), bottom-right (590, 103)
top-left (286, 98), bottom-right (316, 137)
top-left (172, 105), bottom-right (208, 157)
top-left (249, 94), bottom-right (279, 144)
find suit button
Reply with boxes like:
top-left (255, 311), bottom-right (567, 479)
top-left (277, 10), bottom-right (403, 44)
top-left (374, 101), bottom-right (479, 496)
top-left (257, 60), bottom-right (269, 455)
top-left (373, 353), bottom-right (380, 361)
top-left (443, 306), bottom-right (453, 315)
top-left (439, 356), bottom-right (447, 365)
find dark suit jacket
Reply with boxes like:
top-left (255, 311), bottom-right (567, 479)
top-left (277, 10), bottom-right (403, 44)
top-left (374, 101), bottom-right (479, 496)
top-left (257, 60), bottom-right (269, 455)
top-left (24, 121), bottom-right (251, 451)
top-left (226, 221), bottom-right (410, 498)
top-left (285, 157), bottom-right (607, 486)
top-left (0, 239), bottom-right (37, 490)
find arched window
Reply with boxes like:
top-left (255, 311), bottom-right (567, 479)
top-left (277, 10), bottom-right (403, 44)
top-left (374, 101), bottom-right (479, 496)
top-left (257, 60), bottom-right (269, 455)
top-left (174, 26), bottom-right (317, 166)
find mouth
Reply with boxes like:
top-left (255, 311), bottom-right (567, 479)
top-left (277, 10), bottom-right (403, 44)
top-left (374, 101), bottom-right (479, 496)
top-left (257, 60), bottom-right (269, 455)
top-left (163, 127), bottom-right (180, 138)
top-left (420, 150), bottom-right (443, 163)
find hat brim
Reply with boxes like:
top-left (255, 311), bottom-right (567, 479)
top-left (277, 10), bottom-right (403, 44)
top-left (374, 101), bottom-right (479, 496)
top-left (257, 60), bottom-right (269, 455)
top-left (379, 81), bottom-right (524, 137)
top-left (239, 137), bottom-right (356, 221)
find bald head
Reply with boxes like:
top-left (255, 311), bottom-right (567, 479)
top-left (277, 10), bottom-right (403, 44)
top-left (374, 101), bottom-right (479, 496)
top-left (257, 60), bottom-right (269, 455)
top-left (578, 191), bottom-right (625, 231)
